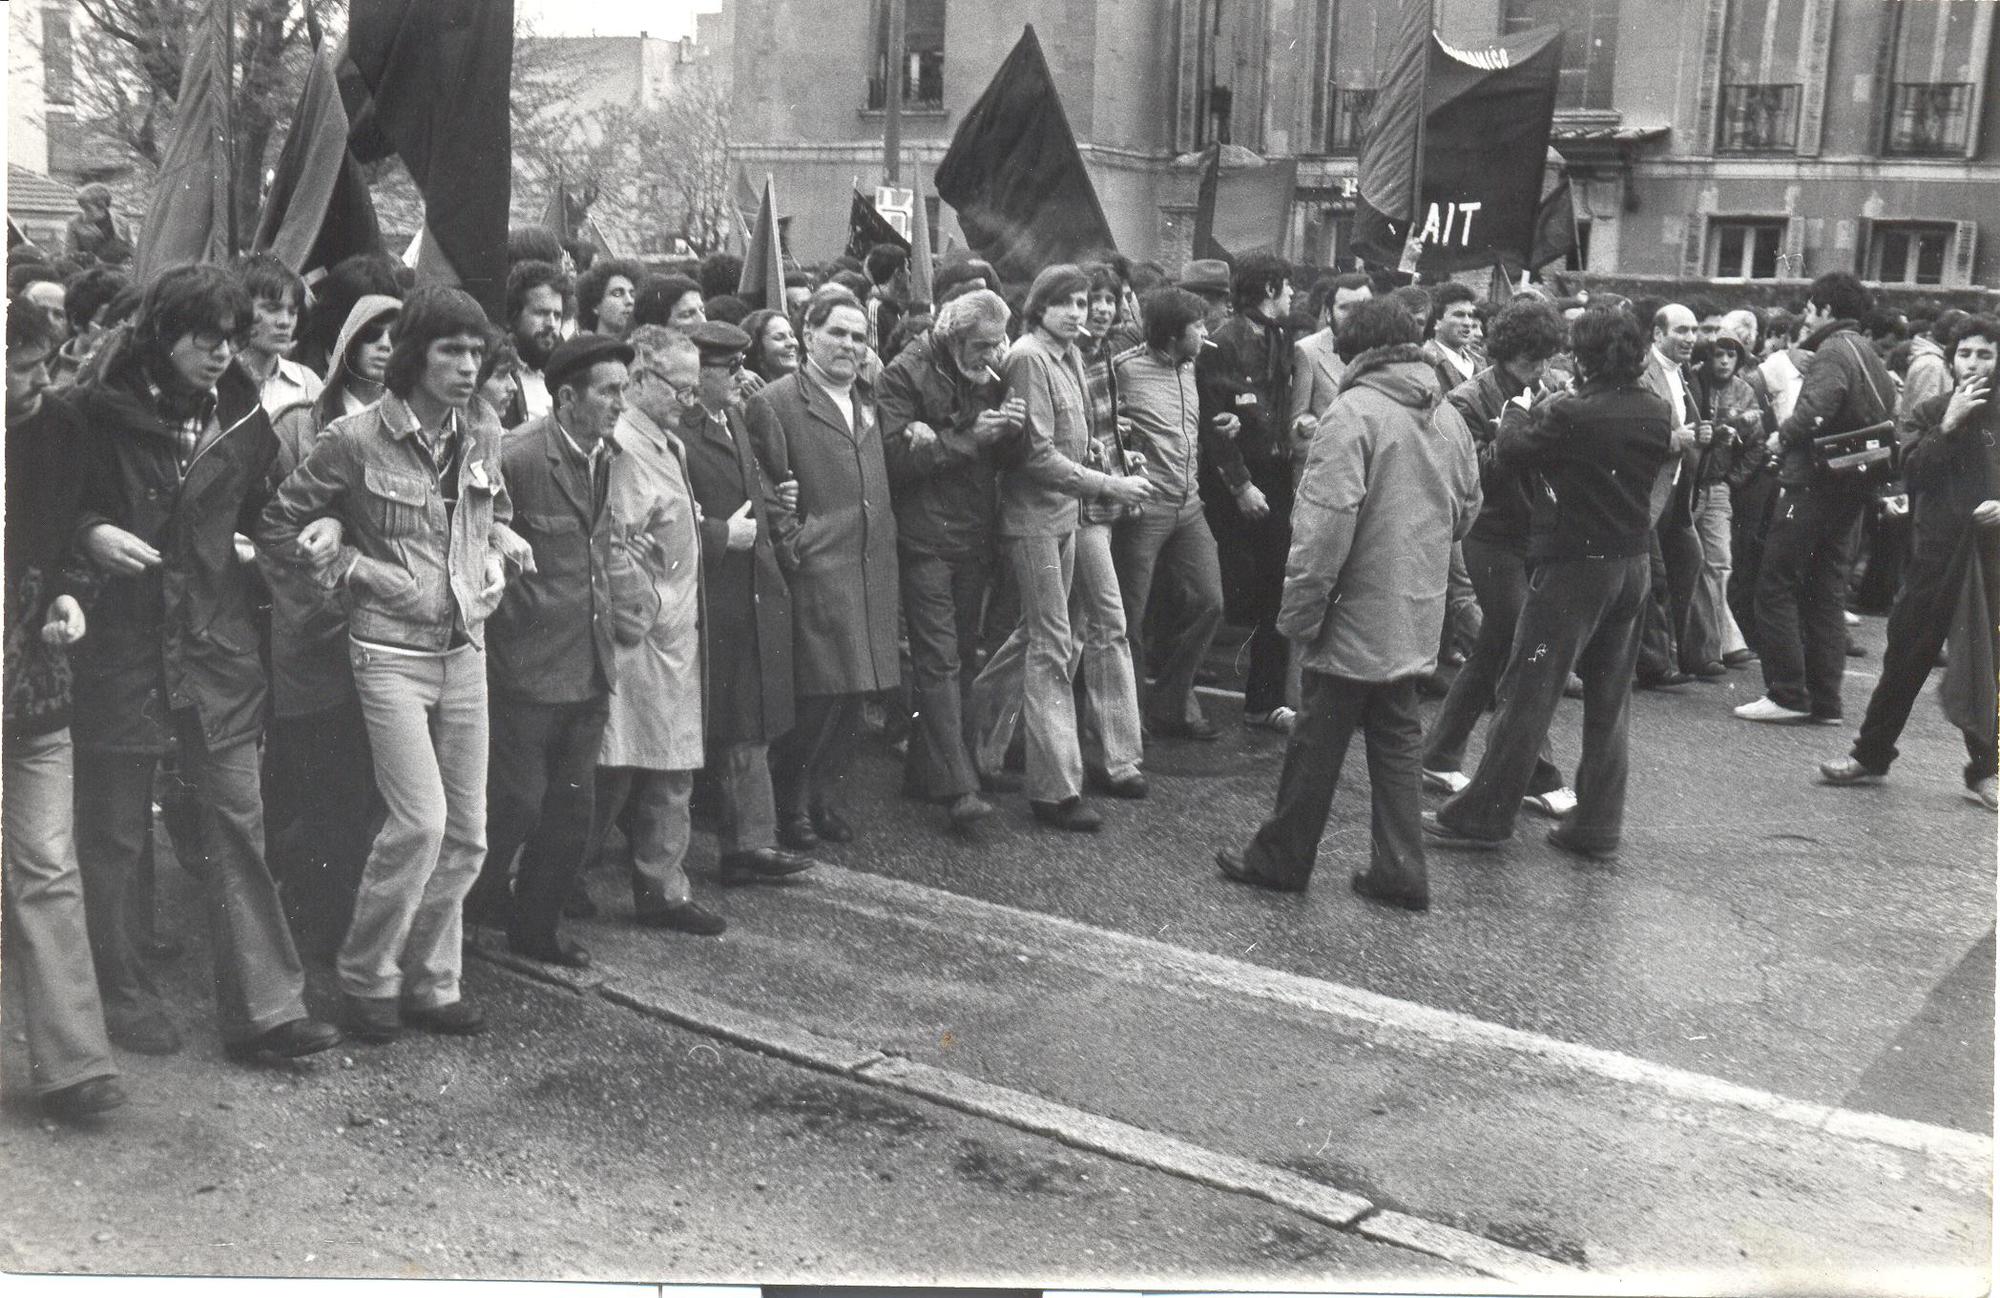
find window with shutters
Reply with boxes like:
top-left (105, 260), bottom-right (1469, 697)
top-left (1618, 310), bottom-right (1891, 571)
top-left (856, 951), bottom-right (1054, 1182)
top-left (867, 0), bottom-right (945, 111)
top-left (1502, 0), bottom-right (1617, 110)
top-left (1867, 222), bottom-right (1955, 286)
top-left (1716, 0), bottom-right (1809, 152)
top-left (1884, 2), bottom-right (1986, 156)
top-left (1709, 218), bottom-right (1787, 279)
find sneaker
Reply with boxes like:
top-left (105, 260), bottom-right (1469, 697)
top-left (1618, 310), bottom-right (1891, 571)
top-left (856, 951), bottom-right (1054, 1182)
top-left (1818, 756), bottom-right (1885, 786)
top-left (1522, 787), bottom-right (1578, 817)
top-left (1563, 673), bottom-right (1586, 699)
top-left (1422, 768), bottom-right (1470, 795)
top-left (1733, 696), bottom-right (1812, 724)
top-left (1843, 609), bottom-right (1861, 626)
top-left (1244, 706), bottom-right (1298, 734)
top-left (1964, 777), bottom-right (1998, 812)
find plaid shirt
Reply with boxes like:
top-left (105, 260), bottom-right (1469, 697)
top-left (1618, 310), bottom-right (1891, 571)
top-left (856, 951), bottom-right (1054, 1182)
top-left (147, 379), bottom-right (219, 478)
top-left (1078, 332), bottom-right (1132, 523)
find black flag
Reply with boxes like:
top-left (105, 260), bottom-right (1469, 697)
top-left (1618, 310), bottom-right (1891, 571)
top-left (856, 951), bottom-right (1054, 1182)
top-left (846, 188), bottom-right (911, 262)
top-left (341, 0), bottom-right (514, 319)
top-left (253, 41), bottom-right (383, 285)
top-left (934, 24), bottom-right (1115, 286)
top-left (1355, 21), bottom-right (1564, 276)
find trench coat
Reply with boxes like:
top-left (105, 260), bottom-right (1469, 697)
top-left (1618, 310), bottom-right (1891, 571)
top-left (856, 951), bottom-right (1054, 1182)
top-left (678, 400), bottom-right (796, 745)
top-left (744, 371), bottom-right (901, 697)
top-left (599, 405), bottom-right (705, 770)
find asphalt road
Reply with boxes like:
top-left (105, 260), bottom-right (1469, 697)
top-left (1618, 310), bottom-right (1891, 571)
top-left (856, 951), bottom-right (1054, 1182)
top-left (1, 610), bottom-right (1990, 1292)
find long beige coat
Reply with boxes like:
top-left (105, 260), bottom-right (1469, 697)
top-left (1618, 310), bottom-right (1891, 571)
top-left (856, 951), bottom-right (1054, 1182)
top-left (599, 406), bottom-right (705, 771)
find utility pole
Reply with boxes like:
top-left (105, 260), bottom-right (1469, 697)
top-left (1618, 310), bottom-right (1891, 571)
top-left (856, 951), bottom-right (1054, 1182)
top-left (884, 0), bottom-right (905, 183)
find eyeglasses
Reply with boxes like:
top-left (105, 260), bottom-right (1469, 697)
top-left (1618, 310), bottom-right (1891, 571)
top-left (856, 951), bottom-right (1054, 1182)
top-left (188, 332), bottom-right (236, 355)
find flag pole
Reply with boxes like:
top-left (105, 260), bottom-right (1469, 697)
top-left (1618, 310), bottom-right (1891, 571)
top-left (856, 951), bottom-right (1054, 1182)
top-left (884, 0), bottom-right (905, 184)
top-left (222, 0), bottom-right (239, 257)
top-left (1396, 0), bottom-right (1432, 276)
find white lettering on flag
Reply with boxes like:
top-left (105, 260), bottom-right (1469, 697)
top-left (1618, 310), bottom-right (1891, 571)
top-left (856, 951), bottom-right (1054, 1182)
top-left (1437, 38), bottom-right (1513, 70)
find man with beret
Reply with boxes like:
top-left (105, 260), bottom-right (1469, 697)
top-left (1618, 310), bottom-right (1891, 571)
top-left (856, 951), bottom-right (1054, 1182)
top-left (680, 321), bottom-right (820, 885)
top-left (469, 333), bottom-right (652, 966)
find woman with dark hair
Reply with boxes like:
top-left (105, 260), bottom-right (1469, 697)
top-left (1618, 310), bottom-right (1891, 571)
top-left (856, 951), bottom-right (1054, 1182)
top-left (1428, 306), bottom-right (1676, 863)
top-left (299, 252), bottom-right (404, 376)
top-left (741, 308), bottom-right (800, 381)
top-left (969, 264), bottom-right (1155, 831)
top-left (260, 285), bottom-right (530, 1045)
top-left (633, 274), bottom-right (706, 331)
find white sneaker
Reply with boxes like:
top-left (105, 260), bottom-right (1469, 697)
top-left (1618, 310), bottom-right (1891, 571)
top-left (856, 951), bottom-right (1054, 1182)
top-left (1734, 696), bottom-right (1812, 723)
top-left (1523, 787), bottom-right (1578, 817)
top-left (1843, 609), bottom-right (1861, 626)
top-left (1422, 768), bottom-right (1470, 795)
top-left (1245, 706), bottom-right (1298, 734)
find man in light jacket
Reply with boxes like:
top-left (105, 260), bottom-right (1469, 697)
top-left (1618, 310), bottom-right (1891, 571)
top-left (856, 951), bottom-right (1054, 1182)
top-left (1216, 300), bottom-right (1480, 911)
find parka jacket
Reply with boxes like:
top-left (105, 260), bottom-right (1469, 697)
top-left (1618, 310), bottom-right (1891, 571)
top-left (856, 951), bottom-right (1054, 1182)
top-left (1775, 320), bottom-right (1897, 488)
top-left (69, 334), bottom-right (279, 754)
top-left (876, 329), bottom-right (1006, 556)
top-left (1279, 345), bottom-right (1481, 683)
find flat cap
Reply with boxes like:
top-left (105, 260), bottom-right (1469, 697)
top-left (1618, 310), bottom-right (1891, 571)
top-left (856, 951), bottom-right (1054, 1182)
top-left (544, 332), bottom-right (636, 397)
top-left (689, 319), bottom-right (752, 366)
top-left (1177, 258), bottom-right (1232, 296)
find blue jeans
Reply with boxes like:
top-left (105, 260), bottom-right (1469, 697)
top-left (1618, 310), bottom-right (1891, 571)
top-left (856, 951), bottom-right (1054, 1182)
top-left (3, 729), bottom-right (118, 1095)
top-left (344, 642), bottom-right (487, 1007)
top-left (1440, 554), bottom-right (1649, 851)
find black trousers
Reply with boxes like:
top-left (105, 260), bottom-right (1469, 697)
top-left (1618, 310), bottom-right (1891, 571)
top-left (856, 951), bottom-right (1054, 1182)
top-left (1242, 671), bottom-right (1426, 895)
top-left (899, 545), bottom-right (991, 802)
top-left (265, 699), bottom-right (378, 953)
top-left (475, 695), bottom-right (608, 948)
top-left (1755, 479), bottom-right (1867, 717)
top-left (1422, 534), bottom-right (1563, 793)
top-left (1639, 506), bottom-right (1703, 677)
top-left (1204, 462), bottom-right (1293, 715)
top-left (1852, 532), bottom-right (1999, 784)
top-left (1729, 472), bottom-right (1780, 653)
top-left (771, 692), bottom-right (866, 821)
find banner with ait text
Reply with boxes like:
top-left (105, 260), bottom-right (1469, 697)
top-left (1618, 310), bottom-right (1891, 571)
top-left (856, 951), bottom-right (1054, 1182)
top-left (1355, 24), bottom-right (1564, 275)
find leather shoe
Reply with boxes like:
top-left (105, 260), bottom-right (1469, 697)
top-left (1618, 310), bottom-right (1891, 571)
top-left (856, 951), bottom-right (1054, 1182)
top-left (1421, 812), bottom-right (1508, 851)
top-left (1722, 648), bottom-right (1759, 668)
top-left (635, 900), bottom-right (728, 935)
top-left (41, 1076), bottom-right (127, 1122)
top-left (107, 1010), bottom-right (182, 1056)
top-left (719, 848), bottom-right (818, 886)
top-left (224, 1017), bottom-right (342, 1063)
top-left (404, 1000), bottom-right (488, 1035)
top-left (1350, 870), bottom-right (1429, 912)
top-left (1636, 670), bottom-right (1693, 690)
top-left (1150, 715), bottom-right (1220, 742)
top-left (1087, 770), bottom-right (1148, 800)
top-left (776, 814), bottom-right (820, 851)
top-left (342, 994), bottom-right (403, 1044)
top-left (948, 793), bottom-right (995, 833)
top-left (1030, 797), bottom-right (1102, 832)
top-left (1214, 848), bottom-right (1306, 894)
top-left (1545, 827), bottom-right (1619, 863)
top-left (507, 935), bottom-right (592, 969)
top-left (1691, 661), bottom-right (1728, 680)
top-left (810, 805), bottom-right (855, 843)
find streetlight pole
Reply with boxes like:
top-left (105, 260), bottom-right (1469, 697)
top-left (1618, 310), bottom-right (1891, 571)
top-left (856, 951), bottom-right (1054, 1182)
top-left (884, 0), bottom-right (905, 184)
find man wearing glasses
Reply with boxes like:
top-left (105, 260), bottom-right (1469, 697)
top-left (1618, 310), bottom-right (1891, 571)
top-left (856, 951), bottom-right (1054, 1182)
top-left (69, 264), bottom-right (341, 1064)
top-left (580, 325), bottom-right (728, 935)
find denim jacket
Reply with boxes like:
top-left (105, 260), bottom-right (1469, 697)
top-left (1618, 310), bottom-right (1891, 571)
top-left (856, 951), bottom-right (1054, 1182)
top-left (258, 394), bottom-right (519, 652)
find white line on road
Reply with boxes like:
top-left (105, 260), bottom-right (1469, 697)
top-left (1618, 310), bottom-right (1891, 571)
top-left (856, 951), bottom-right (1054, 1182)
top-left (808, 864), bottom-right (1993, 1179)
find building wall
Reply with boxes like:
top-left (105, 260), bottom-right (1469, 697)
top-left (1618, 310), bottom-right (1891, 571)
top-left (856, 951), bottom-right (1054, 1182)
top-left (8, 0), bottom-right (50, 176)
top-left (727, 0), bottom-right (1996, 289)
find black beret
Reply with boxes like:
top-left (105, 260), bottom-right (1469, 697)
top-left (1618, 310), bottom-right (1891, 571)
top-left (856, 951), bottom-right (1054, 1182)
top-left (544, 332), bottom-right (636, 397)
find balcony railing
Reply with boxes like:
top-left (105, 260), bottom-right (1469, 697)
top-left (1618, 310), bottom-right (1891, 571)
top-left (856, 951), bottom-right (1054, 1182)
top-left (1326, 88), bottom-right (1376, 154)
top-left (866, 50), bottom-right (945, 111)
top-left (1885, 81), bottom-right (1973, 156)
top-left (1717, 83), bottom-right (1800, 152)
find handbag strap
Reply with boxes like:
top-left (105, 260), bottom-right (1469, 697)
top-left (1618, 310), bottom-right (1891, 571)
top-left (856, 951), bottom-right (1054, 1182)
top-left (1840, 335), bottom-right (1894, 428)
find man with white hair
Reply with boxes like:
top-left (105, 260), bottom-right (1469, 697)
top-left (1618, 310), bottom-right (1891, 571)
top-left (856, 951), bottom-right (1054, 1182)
top-left (877, 288), bottom-right (1026, 835)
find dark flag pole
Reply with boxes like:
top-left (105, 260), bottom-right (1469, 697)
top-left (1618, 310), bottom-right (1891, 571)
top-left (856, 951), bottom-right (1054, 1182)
top-left (1353, 0), bottom-right (1432, 274)
top-left (1192, 142), bottom-right (1225, 263)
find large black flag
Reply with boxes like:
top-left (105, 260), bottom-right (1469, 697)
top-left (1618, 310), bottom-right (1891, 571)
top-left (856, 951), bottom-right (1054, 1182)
top-left (1354, 21), bottom-right (1564, 275)
top-left (934, 24), bottom-right (1115, 286)
top-left (341, 0), bottom-right (513, 319)
top-left (846, 188), bottom-right (911, 262)
top-left (1193, 145), bottom-right (1300, 265)
top-left (253, 41), bottom-right (383, 286)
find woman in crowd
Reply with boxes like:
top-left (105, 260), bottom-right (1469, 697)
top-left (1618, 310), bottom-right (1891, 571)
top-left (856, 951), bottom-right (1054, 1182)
top-left (741, 308), bottom-right (801, 383)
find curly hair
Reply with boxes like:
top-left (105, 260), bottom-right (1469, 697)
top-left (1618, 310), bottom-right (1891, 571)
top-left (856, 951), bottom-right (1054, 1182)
top-left (575, 257), bottom-right (645, 331)
top-left (1570, 305), bottom-right (1648, 385)
top-left (1485, 299), bottom-right (1566, 366)
top-left (1230, 252), bottom-right (1291, 315)
top-left (1334, 298), bottom-right (1422, 363)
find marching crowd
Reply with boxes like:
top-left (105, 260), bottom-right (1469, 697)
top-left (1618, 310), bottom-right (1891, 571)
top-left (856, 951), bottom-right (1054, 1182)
top-left (4, 210), bottom-right (1995, 1126)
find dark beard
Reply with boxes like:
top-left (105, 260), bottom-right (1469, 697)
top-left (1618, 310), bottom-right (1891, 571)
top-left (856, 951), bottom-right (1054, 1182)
top-left (516, 330), bottom-right (556, 371)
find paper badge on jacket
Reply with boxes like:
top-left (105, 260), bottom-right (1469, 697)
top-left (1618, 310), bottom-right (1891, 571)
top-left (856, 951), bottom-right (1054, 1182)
top-left (466, 460), bottom-right (494, 493)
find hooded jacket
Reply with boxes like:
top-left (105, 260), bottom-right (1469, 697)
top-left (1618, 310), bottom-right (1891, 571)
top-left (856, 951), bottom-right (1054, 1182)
top-left (1278, 345), bottom-right (1481, 682)
top-left (67, 330), bottom-right (281, 753)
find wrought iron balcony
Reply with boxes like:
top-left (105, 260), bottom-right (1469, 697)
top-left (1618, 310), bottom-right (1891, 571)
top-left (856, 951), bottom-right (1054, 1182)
top-left (1717, 83), bottom-right (1800, 152)
top-left (1885, 82), bottom-right (1973, 156)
